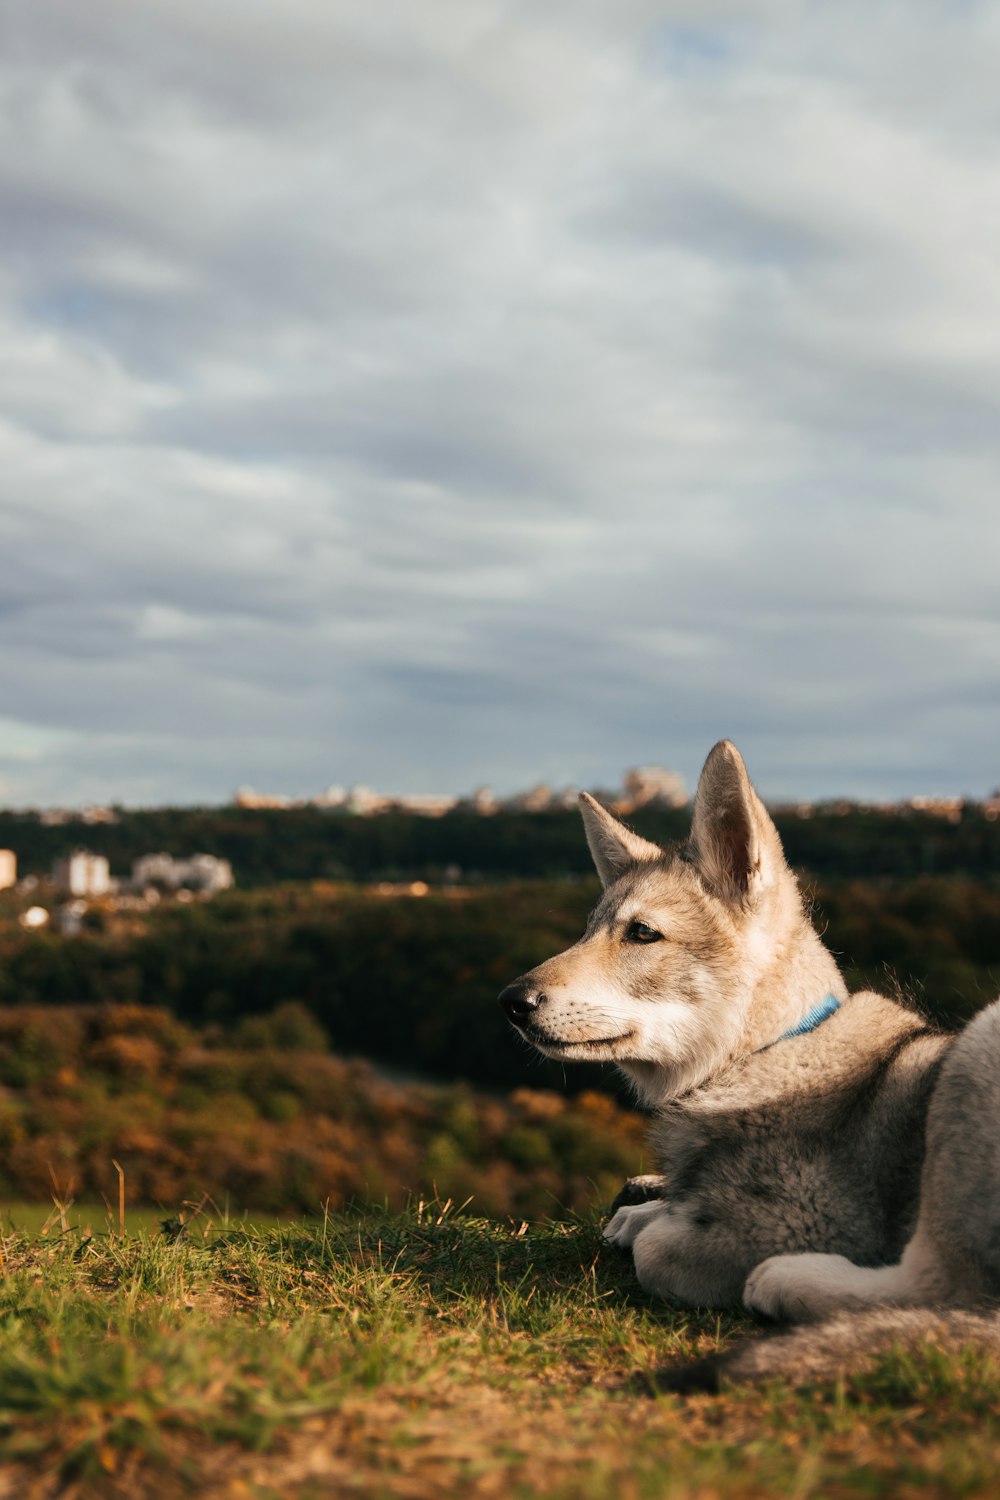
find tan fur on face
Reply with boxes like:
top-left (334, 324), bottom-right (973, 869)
top-left (516, 849), bottom-right (826, 1103)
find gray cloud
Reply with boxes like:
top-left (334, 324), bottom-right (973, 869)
top-left (1, 0), bottom-right (999, 806)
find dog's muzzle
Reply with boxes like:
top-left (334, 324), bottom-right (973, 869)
top-left (498, 980), bottom-right (545, 1026)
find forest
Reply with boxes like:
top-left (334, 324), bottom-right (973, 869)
top-left (2, 806), bottom-right (1000, 1214)
top-left (4, 798), bottom-right (1000, 884)
top-left (1, 874), bottom-right (999, 1093)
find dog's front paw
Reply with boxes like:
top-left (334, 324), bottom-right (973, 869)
top-left (744, 1253), bottom-right (857, 1323)
top-left (608, 1174), bottom-right (667, 1214)
top-left (743, 1257), bottom-right (793, 1320)
top-left (603, 1199), bottom-right (665, 1250)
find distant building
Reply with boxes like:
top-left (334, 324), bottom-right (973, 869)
top-left (0, 849), bottom-right (15, 890)
top-left (231, 766), bottom-right (687, 818)
top-left (131, 853), bottom-right (176, 887)
top-left (233, 787), bottom-right (292, 809)
top-left (465, 786), bottom-right (498, 815)
top-left (39, 805), bottom-right (119, 826)
top-left (508, 784), bottom-right (557, 812)
top-left (907, 796), bottom-right (965, 824)
top-left (53, 850), bottom-right (111, 898)
top-left (312, 785), bottom-right (348, 808)
top-left (183, 854), bottom-right (234, 894)
top-left (392, 794), bottom-right (457, 817)
top-left (618, 766), bottom-right (688, 811)
top-left (79, 805), bottom-right (120, 825)
top-left (132, 852), bottom-right (234, 895)
top-left (345, 785), bottom-right (389, 815)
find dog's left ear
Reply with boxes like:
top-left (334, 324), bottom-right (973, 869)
top-left (579, 792), bottom-right (662, 888)
top-left (690, 741), bottom-right (786, 906)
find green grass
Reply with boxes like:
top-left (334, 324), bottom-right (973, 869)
top-left (0, 1206), bottom-right (996, 1497)
top-left (0, 1200), bottom-right (291, 1238)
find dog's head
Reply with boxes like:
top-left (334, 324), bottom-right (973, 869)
top-left (498, 740), bottom-right (803, 1100)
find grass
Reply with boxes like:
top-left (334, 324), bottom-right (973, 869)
top-left (0, 1200), bottom-right (291, 1238)
top-left (0, 1205), bottom-right (997, 1498)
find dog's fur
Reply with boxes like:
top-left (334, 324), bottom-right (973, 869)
top-left (499, 741), bottom-right (1000, 1377)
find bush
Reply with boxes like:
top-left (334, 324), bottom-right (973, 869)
top-left (234, 1001), bottom-right (330, 1053)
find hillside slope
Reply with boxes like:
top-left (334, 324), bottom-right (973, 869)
top-left (1, 1207), bottom-right (997, 1498)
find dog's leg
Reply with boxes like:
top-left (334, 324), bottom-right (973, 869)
top-left (744, 1229), bottom-right (951, 1323)
top-left (745, 1254), bottom-right (892, 1322)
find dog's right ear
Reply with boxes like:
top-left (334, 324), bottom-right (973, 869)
top-left (579, 792), bottom-right (662, 888)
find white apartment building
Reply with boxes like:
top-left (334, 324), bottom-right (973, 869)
top-left (52, 850), bottom-right (112, 898)
top-left (132, 852), bottom-right (234, 894)
top-left (183, 853), bottom-right (234, 894)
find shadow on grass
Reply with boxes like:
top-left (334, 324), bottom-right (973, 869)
top-left (217, 1199), bottom-right (759, 1365)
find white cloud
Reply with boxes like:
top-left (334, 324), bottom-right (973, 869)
top-left (0, 0), bottom-right (999, 804)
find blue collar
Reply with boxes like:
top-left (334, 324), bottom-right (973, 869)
top-left (759, 993), bottom-right (841, 1052)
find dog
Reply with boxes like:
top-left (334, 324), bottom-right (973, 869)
top-left (499, 740), bottom-right (1000, 1340)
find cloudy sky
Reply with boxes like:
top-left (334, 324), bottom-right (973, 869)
top-left (2, 1), bottom-right (1000, 807)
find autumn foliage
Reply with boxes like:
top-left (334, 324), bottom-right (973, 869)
top-left (0, 1001), bottom-right (646, 1218)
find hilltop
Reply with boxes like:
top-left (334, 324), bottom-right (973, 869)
top-left (0, 1207), bottom-right (997, 1498)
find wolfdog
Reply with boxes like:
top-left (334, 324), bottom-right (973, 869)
top-left (499, 741), bottom-right (1000, 1365)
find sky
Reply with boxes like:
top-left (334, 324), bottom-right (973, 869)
top-left (2, 0), bottom-right (1000, 808)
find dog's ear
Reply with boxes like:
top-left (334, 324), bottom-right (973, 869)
top-left (579, 791), bottom-right (662, 888)
top-left (690, 741), bottom-right (785, 906)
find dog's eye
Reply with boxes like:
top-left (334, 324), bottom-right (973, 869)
top-left (625, 920), bottom-right (663, 944)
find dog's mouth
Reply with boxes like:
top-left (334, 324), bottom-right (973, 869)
top-left (523, 1026), bottom-right (635, 1053)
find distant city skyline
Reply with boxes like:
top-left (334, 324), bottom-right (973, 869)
top-left (3, 4), bottom-right (1000, 809)
top-left (7, 762), bottom-right (999, 817)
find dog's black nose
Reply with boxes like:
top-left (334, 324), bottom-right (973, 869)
top-left (498, 982), bottom-right (544, 1025)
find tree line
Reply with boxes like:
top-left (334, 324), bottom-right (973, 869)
top-left (4, 802), bottom-right (1000, 885)
top-left (1, 876), bottom-right (998, 1097)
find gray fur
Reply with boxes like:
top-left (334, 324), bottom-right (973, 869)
top-left (500, 740), bottom-right (1000, 1376)
top-left (715, 1306), bottom-right (1000, 1386)
top-left (661, 1306), bottom-right (1000, 1391)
